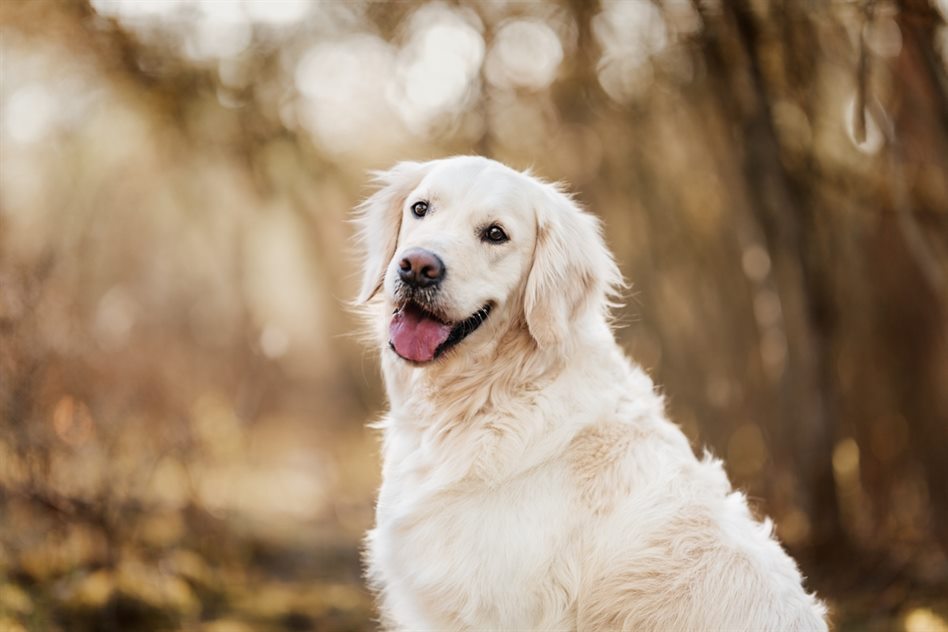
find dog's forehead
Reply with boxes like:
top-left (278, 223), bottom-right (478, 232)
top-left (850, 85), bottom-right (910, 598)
top-left (418, 159), bottom-right (532, 212)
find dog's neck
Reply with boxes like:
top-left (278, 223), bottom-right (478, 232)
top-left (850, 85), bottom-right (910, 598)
top-left (377, 310), bottom-right (625, 485)
top-left (381, 309), bottom-right (568, 419)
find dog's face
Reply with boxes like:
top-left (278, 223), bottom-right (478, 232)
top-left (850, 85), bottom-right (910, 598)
top-left (382, 159), bottom-right (535, 363)
top-left (355, 156), bottom-right (621, 365)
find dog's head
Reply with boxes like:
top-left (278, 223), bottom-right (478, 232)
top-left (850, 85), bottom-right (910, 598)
top-left (354, 156), bottom-right (621, 365)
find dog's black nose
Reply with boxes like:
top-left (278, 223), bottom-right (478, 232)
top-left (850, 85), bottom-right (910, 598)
top-left (398, 248), bottom-right (445, 288)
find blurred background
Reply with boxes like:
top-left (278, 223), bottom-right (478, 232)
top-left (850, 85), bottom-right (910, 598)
top-left (1, 0), bottom-right (947, 630)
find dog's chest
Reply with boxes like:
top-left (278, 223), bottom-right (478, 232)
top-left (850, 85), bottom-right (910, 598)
top-left (370, 462), bottom-right (580, 629)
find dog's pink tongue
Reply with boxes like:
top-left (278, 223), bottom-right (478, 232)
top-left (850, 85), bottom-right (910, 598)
top-left (390, 306), bottom-right (452, 363)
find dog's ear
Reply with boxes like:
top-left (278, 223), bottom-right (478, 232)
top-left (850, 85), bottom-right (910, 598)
top-left (354, 161), bottom-right (430, 303)
top-left (524, 184), bottom-right (623, 351)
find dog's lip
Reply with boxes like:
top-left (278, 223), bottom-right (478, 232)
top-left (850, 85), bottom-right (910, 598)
top-left (434, 302), bottom-right (492, 358)
top-left (391, 301), bottom-right (449, 324)
top-left (389, 300), bottom-right (492, 363)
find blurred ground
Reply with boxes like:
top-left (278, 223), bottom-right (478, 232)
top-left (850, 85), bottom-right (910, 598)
top-left (2, 0), bottom-right (948, 630)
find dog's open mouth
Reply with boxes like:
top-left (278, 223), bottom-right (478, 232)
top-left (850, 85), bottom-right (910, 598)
top-left (389, 301), bottom-right (491, 364)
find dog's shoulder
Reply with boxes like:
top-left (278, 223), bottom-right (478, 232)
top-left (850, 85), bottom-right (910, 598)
top-left (565, 412), bottom-right (693, 516)
top-left (566, 421), bottom-right (640, 515)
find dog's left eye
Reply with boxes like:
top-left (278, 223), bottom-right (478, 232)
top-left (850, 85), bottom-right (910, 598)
top-left (411, 201), bottom-right (429, 218)
top-left (482, 225), bottom-right (509, 244)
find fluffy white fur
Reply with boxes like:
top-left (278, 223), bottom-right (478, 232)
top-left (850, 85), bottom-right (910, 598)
top-left (355, 156), bottom-right (828, 631)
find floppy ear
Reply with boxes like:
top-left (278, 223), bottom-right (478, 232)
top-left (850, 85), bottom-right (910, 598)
top-left (353, 161), bottom-right (430, 303)
top-left (523, 184), bottom-right (623, 351)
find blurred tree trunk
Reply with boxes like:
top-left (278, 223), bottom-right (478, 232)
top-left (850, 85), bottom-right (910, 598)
top-left (694, 0), bottom-right (845, 553)
top-left (884, 0), bottom-right (948, 554)
top-left (694, 0), bottom-right (948, 562)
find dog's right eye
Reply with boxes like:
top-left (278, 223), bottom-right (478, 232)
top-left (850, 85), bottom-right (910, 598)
top-left (411, 201), bottom-right (429, 218)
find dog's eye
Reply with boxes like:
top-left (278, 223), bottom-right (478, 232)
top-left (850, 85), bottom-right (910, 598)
top-left (411, 201), bottom-right (429, 218)
top-left (482, 225), bottom-right (509, 244)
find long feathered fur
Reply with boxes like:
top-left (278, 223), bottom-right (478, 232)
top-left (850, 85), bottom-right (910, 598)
top-left (355, 156), bottom-right (828, 631)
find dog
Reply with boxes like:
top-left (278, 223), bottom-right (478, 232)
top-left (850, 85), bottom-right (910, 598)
top-left (355, 156), bottom-right (828, 631)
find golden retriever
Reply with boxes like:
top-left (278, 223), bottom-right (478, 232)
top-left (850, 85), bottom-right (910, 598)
top-left (355, 156), bottom-right (828, 631)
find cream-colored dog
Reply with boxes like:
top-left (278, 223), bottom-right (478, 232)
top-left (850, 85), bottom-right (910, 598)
top-left (355, 156), bottom-right (828, 631)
